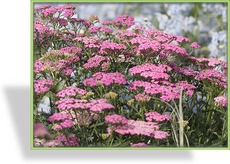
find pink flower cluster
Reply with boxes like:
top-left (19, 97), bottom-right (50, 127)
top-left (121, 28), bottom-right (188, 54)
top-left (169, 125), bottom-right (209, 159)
top-left (131, 142), bottom-right (148, 147)
top-left (34, 22), bottom-right (51, 34)
top-left (115, 30), bottom-right (138, 41)
top-left (129, 80), bottom-right (196, 102)
top-left (56, 86), bottom-right (87, 98)
top-left (129, 63), bottom-right (171, 81)
top-left (100, 41), bottom-right (126, 54)
top-left (40, 5), bottom-right (76, 18)
top-left (190, 56), bottom-right (227, 68)
top-left (195, 69), bottom-right (227, 88)
top-left (161, 43), bottom-right (188, 56)
top-left (48, 113), bottom-right (72, 122)
top-left (34, 123), bottom-right (50, 138)
top-left (55, 134), bottom-right (79, 146)
top-left (34, 60), bottom-right (44, 73)
top-left (34, 79), bottom-right (53, 94)
top-left (88, 26), bottom-right (112, 34)
top-left (214, 95), bottom-right (227, 107)
top-left (104, 114), bottom-right (128, 125)
top-left (109, 119), bottom-right (169, 139)
top-left (130, 36), bottom-right (161, 55)
top-left (83, 55), bottom-right (107, 69)
top-left (83, 72), bottom-right (126, 87)
top-left (168, 62), bottom-right (199, 77)
top-left (145, 111), bottom-right (171, 122)
top-left (60, 46), bottom-right (82, 54)
top-left (114, 15), bottom-right (135, 28)
top-left (61, 67), bottom-right (74, 75)
top-left (48, 112), bottom-right (73, 131)
top-left (190, 42), bottom-right (201, 49)
top-left (53, 17), bottom-right (68, 26)
top-left (55, 98), bottom-right (114, 113)
top-left (73, 36), bottom-right (101, 49)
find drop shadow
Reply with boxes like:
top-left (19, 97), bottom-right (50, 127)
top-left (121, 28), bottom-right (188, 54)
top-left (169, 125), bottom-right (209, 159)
top-left (5, 86), bottom-right (193, 161)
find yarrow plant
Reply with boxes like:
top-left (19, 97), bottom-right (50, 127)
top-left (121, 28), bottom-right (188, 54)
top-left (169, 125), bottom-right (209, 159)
top-left (33, 4), bottom-right (227, 148)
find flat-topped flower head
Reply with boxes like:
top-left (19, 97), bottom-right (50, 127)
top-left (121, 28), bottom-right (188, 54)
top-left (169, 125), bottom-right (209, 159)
top-left (56, 86), bottom-right (87, 98)
top-left (34, 79), bottom-right (53, 94)
top-left (114, 15), bottom-right (135, 28)
top-left (145, 111), bottom-right (171, 122)
top-left (48, 113), bottom-right (72, 122)
top-left (83, 72), bottom-right (126, 87)
top-left (105, 114), bottom-right (128, 125)
top-left (112, 119), bottom-right (169, 139)
top-left (131, 142), bottom-right (148, 147)
top-left (214, 95), bottom-right (227, 107)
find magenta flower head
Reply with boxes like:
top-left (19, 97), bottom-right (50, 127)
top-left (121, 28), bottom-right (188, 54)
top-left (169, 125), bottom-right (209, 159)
top-left (34, 79), bottom-right (53, 94)
top-left (145, 111), bottom-right (171, 122)
top-left (114, 15), bottom-right (135, 28)
top-left (105, 114), bottom-right (128, 125)
top-left (214, 95), bottom-right (227, 107)
top-left (131, 142), bottom-right (148, 147)
top-left (190, 42), bottom-right (201, 49)
top-left (34, 123), bottom-right (50, 138)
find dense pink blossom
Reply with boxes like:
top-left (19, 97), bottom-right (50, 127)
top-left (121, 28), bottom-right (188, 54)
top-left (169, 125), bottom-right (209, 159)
top-left (111, 119), bottom-right (169, 139)
top-left (34, 79), bottom-right (53, 94)
top-left (176, 36), bottom-right (191, 43)
top-left (55, 98), bottom-right (114, 113)
top-left (73, 36), bottom-right (101, 49)
top-left (131, 142), bottom-right (148, 147)
top-left (53, 124), bottom-right (63, 131)
top-left (151, 130), bottom-right (170, 139)
top-left (130, 36), bottom-right (161, 55)
top-left (190, 42), bottom-right (201, 49)
top-left (114, 15), bottom-right (135, 28)
top-left (60, 119), bottom-right (73, 128)
top-left (214, 95), bottom-right (227, 107)
top-left (60, 46), bottom-right (82, 54)
top-left (34, 60), bottom-right (44, 73)
top-left (195, 69), bottom-right (227, 88)
top-left (162, 43), bottom-right (188, 56)
top-left (129, 63), bottom-right (171, 81)
top-left (56, 86), bottom-right (87, 98)
top-left (104, 114), bottom-right (128, 125)
top-left (190, 56), bottom-right (227, 68)
top-left (40, 5), bottom-right (76, 18)
top-left (48, 113), bottom-right (72, 122)
top-left (145, 111), bottom-right (171, 122)
top-left (88, 26), bottom-right (112, 34)
top-left (100, 41), bottom-right (126, 54)
top-left (168, 62), bottom-right (199, 77)
top-left (61, 67), bottom-right (74, 75)
top-left (55, 134), bottom-right (79, 146)
top-left (34, 123), bottom-right (50, 137)
top-left (83, 72), bottom-right (126, 87)
top-left (129, 80), bottom-right (196, 102)
top-left (83, 55), bottom-right (107, 69)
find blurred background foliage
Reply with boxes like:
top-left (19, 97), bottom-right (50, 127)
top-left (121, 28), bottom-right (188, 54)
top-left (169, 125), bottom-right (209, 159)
top-left (35, 3), bottom-right (227, 60)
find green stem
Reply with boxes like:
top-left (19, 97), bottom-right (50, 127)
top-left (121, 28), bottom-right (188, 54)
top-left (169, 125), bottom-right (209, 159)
top-left (179, 89), bottom-right (184, 147)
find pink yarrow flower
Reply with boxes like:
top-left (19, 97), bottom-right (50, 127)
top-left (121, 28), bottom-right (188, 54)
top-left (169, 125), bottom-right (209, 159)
top-left (131, 142), bottom-right (148, 147)
top-left (214, 95), bottom-right (227, 107)
top-left (145, 111), bottom-right (171, 122)
top-left (56, 86), bottom-right (87, 98)
top-left (105, 114), bottom-right (128, 125)
top-left (34, 79), bottom-right (53, 94)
